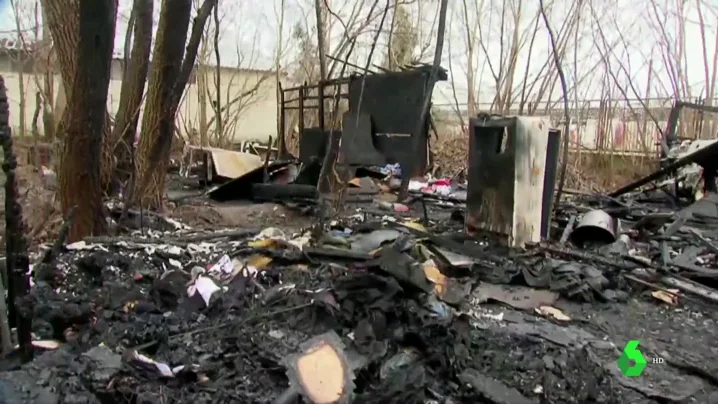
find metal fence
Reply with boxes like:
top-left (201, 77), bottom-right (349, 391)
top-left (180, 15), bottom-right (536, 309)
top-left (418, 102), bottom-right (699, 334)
top-left (436, 97), bottom-right (718, 156)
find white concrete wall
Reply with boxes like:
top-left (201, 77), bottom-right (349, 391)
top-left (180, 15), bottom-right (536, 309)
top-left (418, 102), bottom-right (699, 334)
top-left (0, 56), bottom-right (278, 143)
top-left (568, 118), bottom-right (663, 153)
top-left (179, 66), bottom-right (278, 143)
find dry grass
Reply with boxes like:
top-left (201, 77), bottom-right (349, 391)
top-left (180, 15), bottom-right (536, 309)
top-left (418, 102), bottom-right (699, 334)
top-left (564, 152), bottom-right (657, 191)
top-left (432, 131), bottom-right (656, 192)
top-left (286, 131), bottom-right (300, 157)
top-left (0, 140), bottom-right (62, 252)
top-left (283, 127), bottom-right (653, 192)
top-left (430, 131), bottom-right (468, 177)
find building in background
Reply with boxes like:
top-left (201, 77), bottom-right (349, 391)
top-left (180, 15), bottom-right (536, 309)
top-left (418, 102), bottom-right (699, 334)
top-left (0, 38), bottom-right (279, 144)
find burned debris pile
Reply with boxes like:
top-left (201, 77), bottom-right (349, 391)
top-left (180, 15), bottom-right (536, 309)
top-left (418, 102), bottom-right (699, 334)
top-left (3, 73), bottom-right (718, 404)
top-left (0, 217), bottom-right (653, 403)
top-left (4, 193), bottom-right (718, 403)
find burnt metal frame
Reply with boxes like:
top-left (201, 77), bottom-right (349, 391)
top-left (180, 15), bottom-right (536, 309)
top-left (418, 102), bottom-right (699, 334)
top-left (278, 68), bottom-right (447, 188)
top-left (611, 101), bottom-right (718, 197)
top-left (663, 101), bottom-right (718, 157)
top-left (277, 76), bottom-right (351, 159)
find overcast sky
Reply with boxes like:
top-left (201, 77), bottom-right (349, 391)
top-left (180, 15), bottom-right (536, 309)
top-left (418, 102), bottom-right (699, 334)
top-left (0, 0), bottom-right (715, 109)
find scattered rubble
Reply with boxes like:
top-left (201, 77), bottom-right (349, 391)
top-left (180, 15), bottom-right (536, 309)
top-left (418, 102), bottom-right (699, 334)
top-left (2, 176), bottom-right (718, 402)
top-left (4, 79), bottom-right (718, 403)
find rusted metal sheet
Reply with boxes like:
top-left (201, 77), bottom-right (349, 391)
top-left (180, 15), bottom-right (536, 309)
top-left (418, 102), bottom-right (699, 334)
top-left (466, 116), bottom-right (551, 247)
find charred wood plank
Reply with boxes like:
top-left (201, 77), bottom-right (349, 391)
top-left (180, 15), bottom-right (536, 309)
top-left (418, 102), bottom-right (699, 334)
top-left (0, 75), bottom-right (33, 359)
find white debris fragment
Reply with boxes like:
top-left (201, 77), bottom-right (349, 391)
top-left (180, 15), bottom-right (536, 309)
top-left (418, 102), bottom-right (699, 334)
top-left (66, 241), bottom-right (101, 251)
top-left (254, 227), bottom-right (287, 240)
top-left (27, 264), bottom-right (34, 287)
top-left (208, 254), bottom-right (234, 274)
top-left (349, 213), bottom-right (364, 222)
top-left (190, 266), bottom-right (206, 279)
top-left (268, 330), bottom-right (285, 339)
top-left (187, 276), bottom-right (221, 305)
top-left (172, 365), bottom-right (187, 374)
top-left (165, 245), bottom-right (184, 255)
top-left (479, 311), bottom-right (504, 321)
top-left (243, 265), bottom-right (259, 277)
top-left (154, 362), bottom-right (174, 377)
top-left (187, 243), bottom-right (214, 255)
top-left (31, 340), bottom-right (63, 350)
top-left (289, 234), bottom-right (311, 250)
top-left (146, 230), bottom-right (162, 238)
top-left (129, 351), bottom-right (191, 378)
top-left (164, 217), bottom-right (189, 230)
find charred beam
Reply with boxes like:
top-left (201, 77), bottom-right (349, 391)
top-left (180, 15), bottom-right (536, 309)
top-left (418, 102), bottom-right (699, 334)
top-left (0, 75), bottom-right (33, 359)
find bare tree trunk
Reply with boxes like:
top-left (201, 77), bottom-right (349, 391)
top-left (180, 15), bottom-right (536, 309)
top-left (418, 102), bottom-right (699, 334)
top-left (386, 0), bottom-right (398, 71)
top-left (41, 0), bottom-right (72, 141)
top-left (39, 2), bottom-right (55, 139)
top-left (313, 0), bottom-right (339, 236)
top-left (31, 91), bottom-right (41, 136)
top-left (274, 0), bottom-right (286, 155)
top-left (59, 0), bottom-right (117, 241)
top-left (9, 0), bottom-right (27, 136)
top-left (460, 0), bottom-right (477, 116)
top-left (40, 0), bottom-right (75, 109)
top-left (399, 0), bottom-right (448, 200)
top-left (54, 81), bottom-right (66, 125)
top-left (173, 0), bottom-right (218, 110)
top-left (17, 72), bottom-right (26, 136)
top-left (131, 0), bottom-right (192, 209)
top-left (316, 0), bottom-right (329, 79)
top-left (41, 0), bottom-right (114, 192)
top-left (314, 0), bottom-right (331, 193)
top-left (539, 0), bottom-right (571, 211)
top-left (0, 77), bottom-right (33, 360)
top-left (131, 0), bottom-right (217, 209)
top-left (198, 74), bottom-right (208, 145)
top-left (197, 40), bottom-right (209, 146)
top-left (112, 0), bottom-right (153, 186)
top-left (212, 4), bottom-right (223, 146)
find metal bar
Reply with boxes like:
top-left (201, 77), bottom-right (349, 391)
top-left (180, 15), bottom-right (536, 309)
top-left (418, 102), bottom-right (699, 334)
top-left (282, 84), bottom-right (304, 92)
top-left (298, 84), bottom-right (305, 136)
top-left (610, 138), bottom-right (718, 197)
top-left (284, 106), bottom-right (318, 110)
top-left (282, 78), bottom-right (352, 95)
top-left (278, 81), bottom-right (287, 158)
top-left (326, 54), bottom-right (378, 74)
top-left (318, 82), bottom-right (325, 131)
top-left (286, 99), bottom-right (349, 110)
top-left (284, 95), bottom-right (326, 103)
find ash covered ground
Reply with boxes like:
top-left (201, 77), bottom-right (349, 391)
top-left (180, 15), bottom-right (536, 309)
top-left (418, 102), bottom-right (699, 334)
top-left (0, 201), bottom-right (716, 404)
